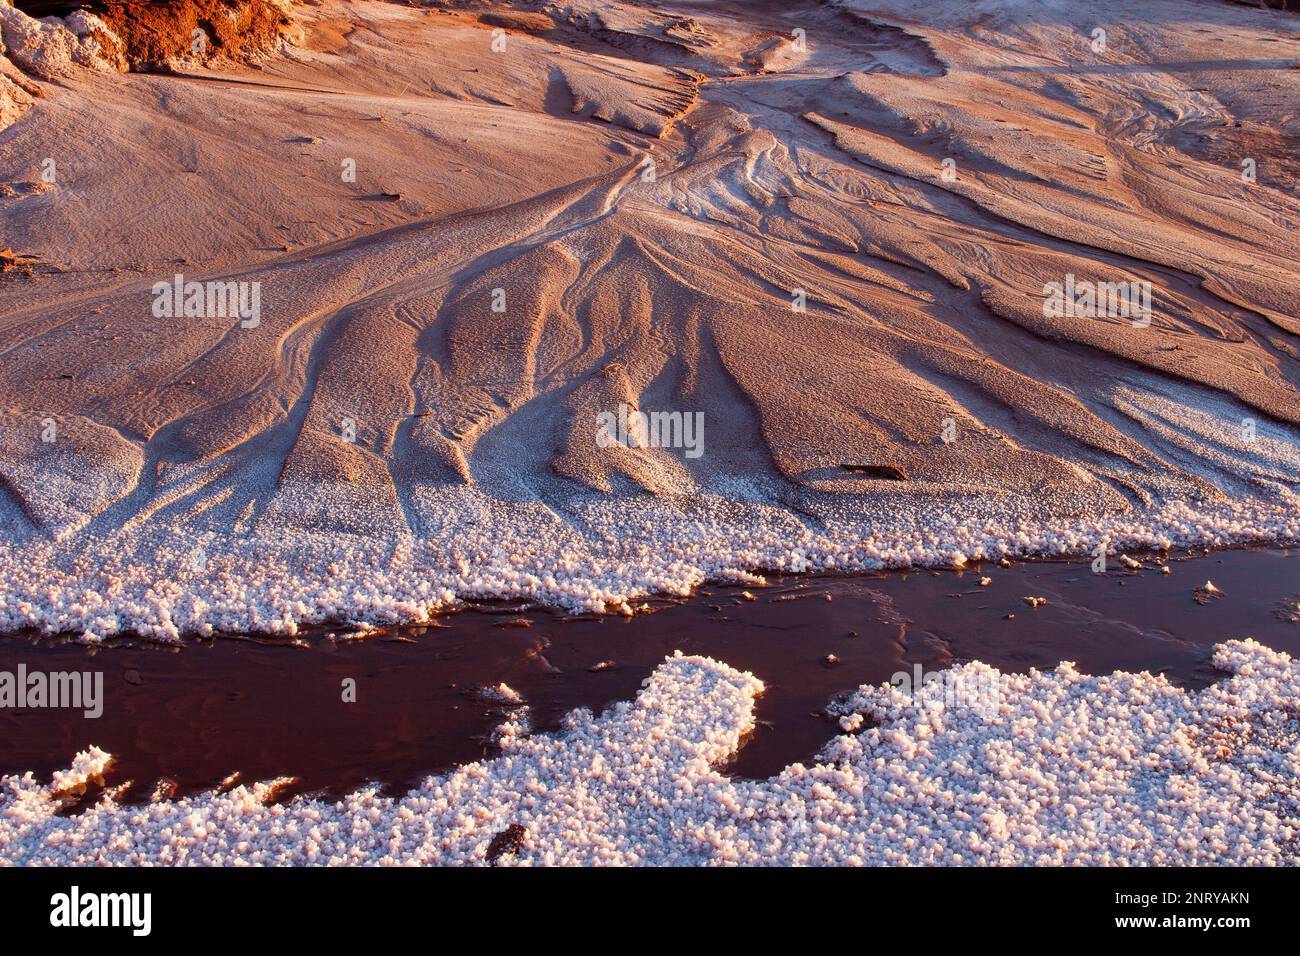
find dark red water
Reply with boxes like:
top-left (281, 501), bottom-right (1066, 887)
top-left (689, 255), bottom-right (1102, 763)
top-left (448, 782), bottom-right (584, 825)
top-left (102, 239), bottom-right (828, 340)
top-left (1, 548), bottom-right (1296, 801)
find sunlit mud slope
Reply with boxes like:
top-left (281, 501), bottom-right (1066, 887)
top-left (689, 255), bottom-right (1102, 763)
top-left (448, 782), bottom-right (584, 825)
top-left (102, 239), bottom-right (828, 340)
top-left (0, 0), bottom-right (1298, 637)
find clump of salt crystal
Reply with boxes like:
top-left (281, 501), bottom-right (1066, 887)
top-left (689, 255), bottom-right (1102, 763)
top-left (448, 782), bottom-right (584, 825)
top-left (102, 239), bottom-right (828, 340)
top-left (48, 746), bottom-right (111, 797)
top-left (1194, 581), bottom-right (1222, 605)
top-left (480, 683), bottom-right (524, 704)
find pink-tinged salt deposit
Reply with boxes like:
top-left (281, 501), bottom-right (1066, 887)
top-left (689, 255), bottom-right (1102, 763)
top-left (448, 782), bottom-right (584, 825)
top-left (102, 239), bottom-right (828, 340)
top-left (2, 641), bottom-right (1296, 865)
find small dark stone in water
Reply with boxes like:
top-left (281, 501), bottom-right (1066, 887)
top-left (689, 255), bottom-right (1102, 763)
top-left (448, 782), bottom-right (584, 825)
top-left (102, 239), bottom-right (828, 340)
top-left (486, 823), bottom-right (527, 863)
top-left (840, 463), bottom-right (908, 480)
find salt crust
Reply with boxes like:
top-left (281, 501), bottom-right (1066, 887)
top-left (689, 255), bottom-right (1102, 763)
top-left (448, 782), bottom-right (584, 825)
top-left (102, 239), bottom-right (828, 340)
top-left (2, 641), bottom-right (1295, 865)
top-left (0, 488), bottom-right (1295, 642)
top-left (2, 376), bottom-right (1294, 641)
